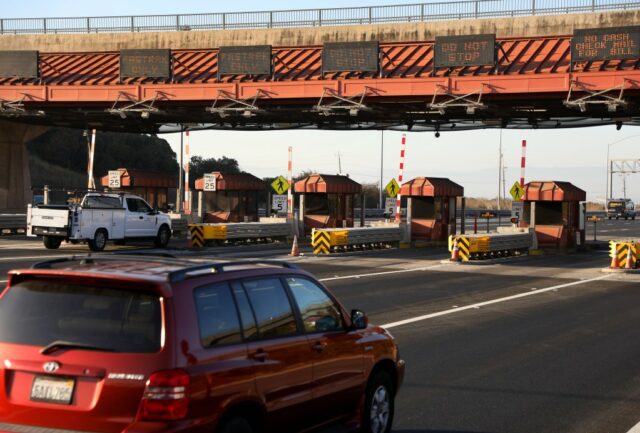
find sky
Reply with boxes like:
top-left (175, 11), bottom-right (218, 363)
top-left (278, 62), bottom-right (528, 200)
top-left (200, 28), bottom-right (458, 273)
top-left (4, 1), bottom-right (639, 202)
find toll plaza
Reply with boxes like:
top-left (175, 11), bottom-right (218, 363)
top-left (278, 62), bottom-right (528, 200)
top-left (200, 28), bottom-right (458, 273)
top-left (401, 177), bottom-right (464, 243)
top-left (521, 181), bottom-right (586, 249)
top-left (194, 172), bottom-right (266, 223)
top-left (99, 168), bottom-right (176, 211)
top-left (295, 174), bottom-right (362, 236)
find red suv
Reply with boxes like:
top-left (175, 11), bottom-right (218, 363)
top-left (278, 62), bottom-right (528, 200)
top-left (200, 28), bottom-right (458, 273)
top-left (0, 256), bottom-right (404, 433)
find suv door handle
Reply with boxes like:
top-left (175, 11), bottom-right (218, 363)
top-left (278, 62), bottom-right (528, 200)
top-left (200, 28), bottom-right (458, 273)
top-left (312, 341), bottom-right (327, 353)
top-left (139, 216), bottom-right (144, 220)
top-left (251, 350), bottom-right (268, 362)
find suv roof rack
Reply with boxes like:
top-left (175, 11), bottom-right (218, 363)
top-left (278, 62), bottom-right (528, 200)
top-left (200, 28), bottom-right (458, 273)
top-left (168, 260), bottom-right (299, 283)
top-left (30, 256), bottom-right (299, 282)
top-left (31, 253), bottom-right (181, 269)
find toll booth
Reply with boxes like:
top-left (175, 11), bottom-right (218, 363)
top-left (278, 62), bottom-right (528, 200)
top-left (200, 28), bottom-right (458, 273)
top-left (99, 168), bottom-right (176, 211)
top-left (295, 174), bottom-right (362, 235)
top-left (521, 181), bottom-right (586, 249)
top-left (194, 172), bottom-right (266, 223)
top-left (401, 177), bottom-right (464, 242)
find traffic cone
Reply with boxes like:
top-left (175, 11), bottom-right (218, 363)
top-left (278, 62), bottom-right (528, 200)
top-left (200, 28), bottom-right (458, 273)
top-left (625, 246), bottom-right (634, 269)
top-left (290, 235), bottom-right (300, 257)
top-left (450, 238), bottom-right (460, 262)
top-left (610, 252), bottom-right (620, 269)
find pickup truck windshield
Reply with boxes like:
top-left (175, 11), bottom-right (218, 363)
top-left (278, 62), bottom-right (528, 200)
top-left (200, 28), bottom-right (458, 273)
top-left (0, 280), bottom-right (161, 353)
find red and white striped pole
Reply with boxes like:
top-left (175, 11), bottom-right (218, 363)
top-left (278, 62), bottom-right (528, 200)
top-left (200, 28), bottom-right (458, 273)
top-left (519, 139), bottom-right (526, 201)
top-left (183, 130), bottom-right (191, 214)
top-left (287, 146), bottom-right (293, 220)
top-left (395, 134), bottom-right (407, 223)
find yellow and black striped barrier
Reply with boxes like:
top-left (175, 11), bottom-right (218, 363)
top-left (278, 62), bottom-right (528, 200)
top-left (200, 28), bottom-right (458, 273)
top-left (188, 224), bottom-right (205, 248)
top-left (448, 235), bottom-right (471, 261)
top-left (312, 229), bottom-right (331, 254)
top-left (310, 228), bottom-right (357, 254)
top-left (609, 240), bottom-right (638, 269)
top-left (448, 231), bottom-right (531, 261)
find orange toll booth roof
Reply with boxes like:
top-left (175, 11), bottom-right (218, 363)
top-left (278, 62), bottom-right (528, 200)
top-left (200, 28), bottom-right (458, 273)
top-left (194, 172), bottom-right (265, 191)
top-left (99, 168), bottom-right (176, 188)
top-left (295, 174), bottom-right (362, 194)
top-left (523, 181), bottom-right (586, 202)
top-left (400, 177), bottom-right (464, 197)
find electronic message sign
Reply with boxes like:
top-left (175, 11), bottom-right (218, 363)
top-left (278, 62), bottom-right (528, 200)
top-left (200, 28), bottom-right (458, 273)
top-left (218, 45), bottom-right (272, 76)
top-left (434, 34), bottom-right (496, 68)
top-left (0, 51), bottom-right (39, 78)
top-left (572, 26), bottom-right (640, 62)
top-left (322, 41), bottom-right (379, 73)
top-left (120, 49), bottom-right (171, 78)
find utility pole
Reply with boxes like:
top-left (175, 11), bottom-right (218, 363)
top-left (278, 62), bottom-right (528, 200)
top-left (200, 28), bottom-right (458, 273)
top-left (177, 125), bottom-right (184, 213)
top-left (380, 130), bottom-right (384, 209)
top-left (497, 129), bottom-right (503, 209)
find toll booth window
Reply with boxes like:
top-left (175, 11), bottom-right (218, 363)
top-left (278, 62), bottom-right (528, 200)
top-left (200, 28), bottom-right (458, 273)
top-left (412, 197), bottom-right (436, 219)
top-left (535, 201), bottom-right (564, 225)
top-left (306, 194), bottom-right (330, 215)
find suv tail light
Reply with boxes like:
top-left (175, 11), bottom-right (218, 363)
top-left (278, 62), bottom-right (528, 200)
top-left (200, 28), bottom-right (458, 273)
top-left (137, 369), bottom-right (190, 421)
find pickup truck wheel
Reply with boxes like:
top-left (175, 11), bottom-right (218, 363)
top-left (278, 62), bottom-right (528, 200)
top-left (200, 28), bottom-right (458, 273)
top-left (362, 371), bottom-right (394, 433)
top-left (88, 229), bottom-right (108, 252)
top-left (154, 225), bottom-right (171, 248)
top-left (43, 236), bottom-right (62, 250)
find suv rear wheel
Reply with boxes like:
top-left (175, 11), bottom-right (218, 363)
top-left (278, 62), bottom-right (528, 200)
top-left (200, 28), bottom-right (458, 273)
top-left (362, 371), bottom-right (395, 433)
top-left (88, 229), bottom-right (108, 252)
top-left (218, 416), bottom-right (254, 433)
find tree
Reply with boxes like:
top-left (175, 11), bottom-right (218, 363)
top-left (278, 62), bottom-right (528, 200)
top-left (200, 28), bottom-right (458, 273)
top-left (189, 156), bottom-right (241, 188)
top-left (361, 182), bottom-right (382, 208)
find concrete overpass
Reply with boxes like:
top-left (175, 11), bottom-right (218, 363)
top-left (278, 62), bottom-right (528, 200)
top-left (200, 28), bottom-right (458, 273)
top-left (1, 4), bottom-right (640, 212)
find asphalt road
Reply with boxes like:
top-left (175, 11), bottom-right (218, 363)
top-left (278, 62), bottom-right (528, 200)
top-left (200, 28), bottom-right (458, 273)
top-left (0, 233), bottom-right (639, 433)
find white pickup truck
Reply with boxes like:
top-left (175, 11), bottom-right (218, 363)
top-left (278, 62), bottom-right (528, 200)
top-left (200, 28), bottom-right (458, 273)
top-left (27, 193), bottom-right (172, 251)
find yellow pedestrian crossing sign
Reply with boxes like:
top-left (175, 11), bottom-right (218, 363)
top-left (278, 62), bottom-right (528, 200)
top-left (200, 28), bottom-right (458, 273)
top-left (385, 178), bottom-right (400, 198)
top-left (271, 176), bottom-right (290, 194)
top-left (510, 181), bottom-right (525, 201)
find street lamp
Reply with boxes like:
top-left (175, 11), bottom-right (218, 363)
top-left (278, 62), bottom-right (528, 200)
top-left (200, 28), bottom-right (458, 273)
top-left (606, 134), bottom-right (640, 202)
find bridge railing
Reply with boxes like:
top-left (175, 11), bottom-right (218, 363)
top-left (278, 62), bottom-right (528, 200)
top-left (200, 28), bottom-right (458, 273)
top-left (0, 0), bottom-right (639, 35)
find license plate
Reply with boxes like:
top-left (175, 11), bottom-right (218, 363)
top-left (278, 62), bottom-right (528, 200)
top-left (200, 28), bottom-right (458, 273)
top-left (30, 375), bottom-right (75, 405)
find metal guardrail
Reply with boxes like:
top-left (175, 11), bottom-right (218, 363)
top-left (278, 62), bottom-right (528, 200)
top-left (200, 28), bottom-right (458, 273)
top-left (0, 214), bottom-right (26, 234)
top-left (0, 1), bottom-right (639, 35)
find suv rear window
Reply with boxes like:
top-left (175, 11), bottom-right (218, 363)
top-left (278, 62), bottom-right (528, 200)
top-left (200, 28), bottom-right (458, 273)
top-left (0, 280), bottom-right (161, 353)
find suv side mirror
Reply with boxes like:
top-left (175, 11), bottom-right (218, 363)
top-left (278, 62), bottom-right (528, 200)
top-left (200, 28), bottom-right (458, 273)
top-left (351, 309), bottom-right (368, 330)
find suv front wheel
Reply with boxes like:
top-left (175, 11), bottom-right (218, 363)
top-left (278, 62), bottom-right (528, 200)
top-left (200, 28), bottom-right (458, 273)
top-left (362, 371), bottom-right (395, 433)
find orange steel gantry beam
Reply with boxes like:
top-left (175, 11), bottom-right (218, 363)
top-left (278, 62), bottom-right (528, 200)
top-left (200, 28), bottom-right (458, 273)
top-left (0, 36), bottom-right (638, 104)
top-left (0, 34), bottom-right (639, 132)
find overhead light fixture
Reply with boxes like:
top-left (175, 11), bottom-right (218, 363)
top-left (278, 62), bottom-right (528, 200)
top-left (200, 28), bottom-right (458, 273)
top-left (119, 112), bottom-right (127, 119)
top-left (349, 108), bottom-right (359, 117)
top-left (466, 106), bottom-right (476, 115)
top-left (141, 111), bottom-right (150, 119)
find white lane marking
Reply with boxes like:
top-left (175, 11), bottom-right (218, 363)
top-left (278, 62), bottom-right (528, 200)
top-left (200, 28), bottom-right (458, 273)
top-left (382, 275), bottom-right (611, 329)
top-left (627, 421), bottom-right (640, 433)
top-left (318, 264), bottom-right (445, 282)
